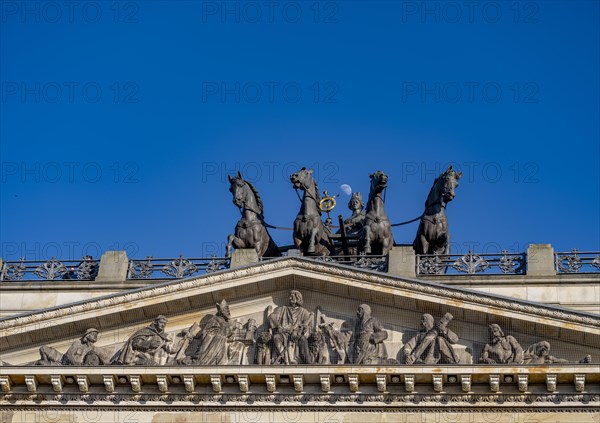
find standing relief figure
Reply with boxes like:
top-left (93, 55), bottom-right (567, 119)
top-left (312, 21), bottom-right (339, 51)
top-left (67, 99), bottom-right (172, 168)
top-left (180, 300), bottom-right (255, 365)
top-left (402, 313), bottom-right (459, 365)
top-left (352, 304), bottom-right (389, 364)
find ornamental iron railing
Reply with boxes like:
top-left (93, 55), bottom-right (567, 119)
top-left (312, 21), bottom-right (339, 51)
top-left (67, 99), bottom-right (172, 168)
top-left (555, 249), bottom-right (600, 274)
top-left (260, 254), bottom-right (388, 272)
top-left (2, 249), bottom-right (599, 282)
top-left (416, 251), bottom-right (527, 275)
top-left (127, 255), bottom-right (230, 280)
top-left (0, 257), bottom-right (99, 281)
top-left (307, 254), bottom-right (388, 272)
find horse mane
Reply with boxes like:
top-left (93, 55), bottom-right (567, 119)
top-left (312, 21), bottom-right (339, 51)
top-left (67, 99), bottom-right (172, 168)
top-left (313, 179), bottom-right (321, 203)
top-left (425, 176), bottom-right (441, 208)
top-left (312, 176), bottom-right (322, 215)
top-left (243, 179), bottom-right (264, 216)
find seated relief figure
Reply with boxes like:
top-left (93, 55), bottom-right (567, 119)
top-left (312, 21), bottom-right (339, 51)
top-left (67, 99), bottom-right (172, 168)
top-left (479, 324), bottom-right (524, 364)
top-left (522, 341), bottom-right (591, 364)
top-left (403, 313), bottom-right (459, 365)
top-left (523, 341), bottom-right (568, 364)
top-left (352, 304), bottom-right (389, 364)
top-left (112, 315), bottom-right (174, 365)
top-left (181, 300), bottom-right (256, 365)
top-left (268, 290), bottom-right (314, 365)
top-left (37, 328), bottom-right (104, 366)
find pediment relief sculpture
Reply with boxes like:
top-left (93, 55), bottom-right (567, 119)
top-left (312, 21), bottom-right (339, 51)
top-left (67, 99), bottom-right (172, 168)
top-left (18, 289), bottom-right (594, 368)
top-left (401, 313), bottom-right (459, 365)
top-left (35, 328), bottom-right (109, 366)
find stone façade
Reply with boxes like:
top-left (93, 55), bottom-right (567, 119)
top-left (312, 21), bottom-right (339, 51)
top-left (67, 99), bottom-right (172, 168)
top-left (0, 252), bottom-right (599, 422)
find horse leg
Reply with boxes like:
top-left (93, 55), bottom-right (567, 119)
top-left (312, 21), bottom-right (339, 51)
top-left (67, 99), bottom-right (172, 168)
top-left (307, 227), bottom-right (318, 254)
top-left (443, 231), bottom-right (451, 255)
top-left (253, 227), bottom-right (266, 258)
top-left (382, 235), bottom-right (393, 256)
top-left (420, 234), bottom-right (430, 255)
top-left (317, 232), bottom-right (332, 256)
top-left (363, 226), bottom-right (372, 255)
top-left (293, 234), bottom-right (303, 253)
top-left (226, 234), bottom-right (235, 257)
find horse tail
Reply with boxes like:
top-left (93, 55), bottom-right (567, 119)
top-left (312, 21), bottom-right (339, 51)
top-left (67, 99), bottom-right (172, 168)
top-left (412, 220), bottom-right (424, 254)
top-left (264, 231), bottom-right (282, 257)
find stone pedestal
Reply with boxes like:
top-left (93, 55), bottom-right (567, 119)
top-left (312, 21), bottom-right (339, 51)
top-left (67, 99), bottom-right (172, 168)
top-left (230, 249), bottom-right (259, 268)
top-left (96, 251), bottom-right (129, 282)
top-left (387, 246), bottom-right (416, 278)
top-left (527, 244), bottom-right (556, 277)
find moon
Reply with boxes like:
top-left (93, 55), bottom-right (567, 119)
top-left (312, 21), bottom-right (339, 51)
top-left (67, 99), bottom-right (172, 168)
top-left (340, 184), bottom-right (352, 196)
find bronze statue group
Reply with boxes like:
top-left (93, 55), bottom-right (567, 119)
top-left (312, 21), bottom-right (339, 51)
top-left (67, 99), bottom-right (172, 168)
top-left (226, 165), bottom-right (463, 260)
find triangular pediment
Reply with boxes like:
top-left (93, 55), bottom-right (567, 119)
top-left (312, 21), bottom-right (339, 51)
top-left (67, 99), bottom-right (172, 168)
top-left (1, 257), bottom-right (598, 366)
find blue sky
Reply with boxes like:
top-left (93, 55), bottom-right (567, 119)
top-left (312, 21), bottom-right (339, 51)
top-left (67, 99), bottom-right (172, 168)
top-left (1, 0), bottom-right (598, 261)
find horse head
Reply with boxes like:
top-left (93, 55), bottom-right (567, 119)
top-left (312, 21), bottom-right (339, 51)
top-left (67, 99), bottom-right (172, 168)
top-left (368, 170), bottom-right (388, 200)
top-left (439, 165), bottom-right (462, 203)
top-left (426, 165), bottom-right (462, 208)
top-left (228, 171), bottom-right (263, 215)
top-left (290, 167), bottom-right (314, 191)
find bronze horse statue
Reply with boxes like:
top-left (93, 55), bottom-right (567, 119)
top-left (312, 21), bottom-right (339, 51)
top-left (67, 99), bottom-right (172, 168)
top-left (361, 170), bottom-right (394, 255)
top-left (413, 165), bottom-right (462, 255)
top-left (226, 172), bottom-right (280, 258)
top-left (290, 167), bottom-right (333, 255)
